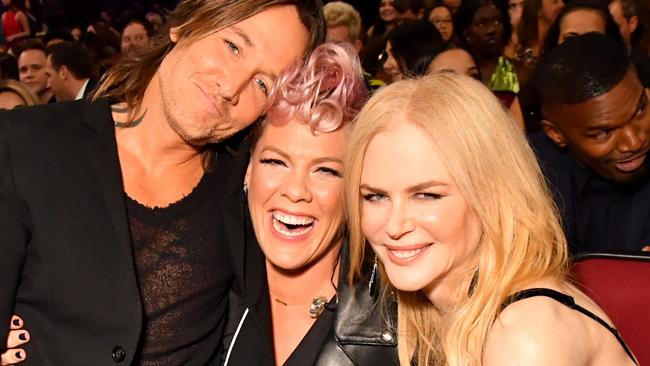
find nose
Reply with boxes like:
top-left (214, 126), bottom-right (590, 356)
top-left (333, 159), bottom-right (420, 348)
top-left (385, 200), bottom-right (415, 240)
top-left (281, 170), bottom-right (313, 203)
top-left (618, 122), bottom-right (646, 153)
top-left (218, 70), bottom-right (248, 105)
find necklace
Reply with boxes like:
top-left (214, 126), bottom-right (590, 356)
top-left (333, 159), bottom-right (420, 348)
top-left (269, 289), bottom-right (332, 319)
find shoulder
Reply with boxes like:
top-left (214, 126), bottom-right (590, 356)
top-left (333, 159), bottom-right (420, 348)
top-left (484, 291), bottom-right (590, 366)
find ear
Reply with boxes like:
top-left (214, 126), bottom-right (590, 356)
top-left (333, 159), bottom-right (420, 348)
top-left (169, 27), bottom-right (180, 43)
top-left (629, 16), bottom-right (639, 34)
top-left (353, 39), bottom-right (363, 54)
top-left (541, 119), bottom-right (568, 148)
top-left (58, 65), bottom-right (68, 79)
top-left (244, 161), bottom-right (252, 190)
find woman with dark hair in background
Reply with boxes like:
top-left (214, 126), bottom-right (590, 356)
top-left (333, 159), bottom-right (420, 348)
top-left (542, 0), bottom-right (624, 53)
top-left (454, 0), bottom-right (519, 94)
top-left (516, 0), bottom-right (563, 74)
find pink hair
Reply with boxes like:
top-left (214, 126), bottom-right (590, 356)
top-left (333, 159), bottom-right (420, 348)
top-left (266, 42), bottom-right (368, 132)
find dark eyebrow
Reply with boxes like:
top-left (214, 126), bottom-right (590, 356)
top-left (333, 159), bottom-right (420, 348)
top-left (230, 25), bottom-right (254, 48)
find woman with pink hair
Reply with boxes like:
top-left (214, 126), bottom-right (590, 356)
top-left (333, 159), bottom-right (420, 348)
top-left (221, 42), bottom-right (398, 365)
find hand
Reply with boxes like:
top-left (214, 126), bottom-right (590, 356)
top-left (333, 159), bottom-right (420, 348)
top-left (1, 316), bottom-right (29, 365)
top-left (642, 246), bottom-right (650, 252)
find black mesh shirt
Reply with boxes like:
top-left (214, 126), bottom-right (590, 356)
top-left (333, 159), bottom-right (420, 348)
top-left (125, 164), bottom-right (233, 365)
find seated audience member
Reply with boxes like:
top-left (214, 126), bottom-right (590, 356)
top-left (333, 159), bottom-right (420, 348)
top-left (428, 45), bottom-right (525, 129)
top-left (14, 38), bottom-right (54, 104)
top-left (515, 0), bottom-right (564, 73)
top-left (533, 33), bottom-right (650, 254)
top-left (428, 3), bottom-right (455, 43)
top-left (0, 79), bottom-right (38, 109)
top-left (609, 0), bottom-right (650, 87)
top-left (120, 19), bottom-right (154, 56)
top-left (454, 0), bottom-right (518, 92)
top-left (324, 2), bottom-right (385, 91)
top-left (323, 1), bottom-right (363, 53)
top-left (345, 72), bottom-right (639, 366)
top-left (542, 0), bottom-right (623, 51)
top-left (44, 42), bottom-right (97, 101)
top-left (382, 20), bottom-right (445, 82)
top-left (523, 0), bottom-right (625, 132)
top-left (381, 20), bottom-right (524, 128)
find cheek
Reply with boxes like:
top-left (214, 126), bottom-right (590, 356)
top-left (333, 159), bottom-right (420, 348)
top-left (313, 180), bottom-right (344, 221)
top-left (360, 203), bottom-right (386, 242)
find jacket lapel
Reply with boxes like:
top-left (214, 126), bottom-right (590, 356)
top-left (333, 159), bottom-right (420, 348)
top-left (80, 99), bottom-right (136, 276)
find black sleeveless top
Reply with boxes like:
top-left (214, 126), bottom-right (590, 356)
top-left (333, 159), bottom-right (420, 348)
top-left (126, 164), bottom-right (233, 365)
top-left (501, 288), bottom-right (638, 365)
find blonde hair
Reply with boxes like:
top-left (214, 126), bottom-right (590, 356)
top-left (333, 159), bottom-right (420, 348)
top-left (323, 1), bottom-right (362, 42)
top-left (345, 73), bottom-right (568, 365)
top-left (0, 79), bottom-right (39, 106)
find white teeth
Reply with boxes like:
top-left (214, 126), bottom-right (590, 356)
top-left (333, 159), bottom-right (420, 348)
top-left (272, 217), bottom-right (313, 237)
top-left (272, 211), bottom-right (314, 226)
top-left (390, 247), bottom-right (427, 259)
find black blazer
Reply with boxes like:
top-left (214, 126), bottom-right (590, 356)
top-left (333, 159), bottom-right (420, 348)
top-left (0, 100), bottom-right (142, 365)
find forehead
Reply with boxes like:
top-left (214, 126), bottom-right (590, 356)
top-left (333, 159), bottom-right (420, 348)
top-left (431, 49), bottom-right (476, 70)
top-left (432, 6), bottom-right (452, 17)
top-left (473, 4), bottom-right (501, 20)
top-left (362, 122), bottom-right (453, 183)
top-left (561, 9), bottom-right (606, 29)
top-left (19, 50), bottom-right (46, 65)
top-left (124, 23), bottom-right (147, 35)
top-left (548, 68), bottom-right (643, 130)
top-left (220, 5), bottom-right (309, 76)
top-left (257, 119), bottom-right (347, 157)
top-left (326, 25), bottom-right (352, 43)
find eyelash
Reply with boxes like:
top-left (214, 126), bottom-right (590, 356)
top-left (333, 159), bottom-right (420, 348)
top-left (317, 167), bottom-right (342, 178)
top-left (260, 158), bottom-right (285, 167)
top-left (261, 159), bottom-right (341, 177)
top-left (256, 78), bottom-right (269, 96)
top-left (225, 40), bottom-right (239, 56)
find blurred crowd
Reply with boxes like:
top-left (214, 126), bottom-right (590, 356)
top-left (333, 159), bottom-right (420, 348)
top-left (0, 0), bottom-right (169, 108)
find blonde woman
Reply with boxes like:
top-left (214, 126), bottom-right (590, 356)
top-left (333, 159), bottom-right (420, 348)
top-left (344, 73), bottom-right (638, 365)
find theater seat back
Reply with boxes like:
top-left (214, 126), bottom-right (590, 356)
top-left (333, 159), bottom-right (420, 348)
top-left (571, 252), bottom-right (650, 365)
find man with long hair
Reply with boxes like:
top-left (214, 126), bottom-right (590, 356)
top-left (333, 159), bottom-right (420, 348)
top-left (0, 0), bottom-right (324, 364)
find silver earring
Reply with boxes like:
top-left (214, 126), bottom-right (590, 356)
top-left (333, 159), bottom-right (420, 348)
top-left (369, 255), bottom-right (378, 296)
top-left (243, 183), bottom-right (248, 195)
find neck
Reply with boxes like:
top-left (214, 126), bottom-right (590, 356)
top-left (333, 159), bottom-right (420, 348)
top-left (114, 72), bottom-right (203, 172)
top-left (64, 78), bottom-right (87, 101)
top-left (266, 240), bottom-right (342, 305)
top-left (423, 265), bottom-right (476, 312)
top-left (38, 89), bottom-right (53, 104)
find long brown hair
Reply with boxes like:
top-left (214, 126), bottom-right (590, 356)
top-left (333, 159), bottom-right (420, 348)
top-left (93, 0), bottom-right (325, 115)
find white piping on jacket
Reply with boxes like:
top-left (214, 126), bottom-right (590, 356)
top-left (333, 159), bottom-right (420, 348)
top-left (224, 307), bottom-right (250, 366)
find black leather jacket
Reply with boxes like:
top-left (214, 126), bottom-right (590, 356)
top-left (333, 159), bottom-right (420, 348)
top-left (313, 251), bottom-right (398, 365)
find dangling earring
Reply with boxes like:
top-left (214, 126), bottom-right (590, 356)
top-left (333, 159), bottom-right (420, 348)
top-left (368, 255), bottom-right (378, 297)
top-left (243, 183), bottom-right (248, 195)
top-left (468, 267), bottom-right (479, 296)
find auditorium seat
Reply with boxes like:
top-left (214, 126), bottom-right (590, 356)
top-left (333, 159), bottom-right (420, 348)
top-left (572, 251), bottom-right (650, 365)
